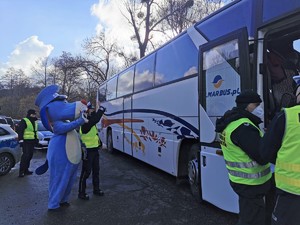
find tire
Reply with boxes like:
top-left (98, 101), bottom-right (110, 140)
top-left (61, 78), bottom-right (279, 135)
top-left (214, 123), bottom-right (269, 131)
top-left (107, 129), bottom-right (114, 154)
top-left (0, 153), bottom-right (14, 176)
top-left (187, 144), bottom-right (203, 202)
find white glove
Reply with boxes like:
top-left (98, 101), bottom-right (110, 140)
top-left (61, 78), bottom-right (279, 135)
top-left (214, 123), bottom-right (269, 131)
top-left (81, 112), bottom-right (89, 123)
top-left (80, 104), bottom-right (88, 113)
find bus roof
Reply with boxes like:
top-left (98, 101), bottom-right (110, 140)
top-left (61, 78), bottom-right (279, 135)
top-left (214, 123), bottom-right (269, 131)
top-left (103, 0), bottom-right (300, 83)
top-left (195, 0), bottom-right (300, 41)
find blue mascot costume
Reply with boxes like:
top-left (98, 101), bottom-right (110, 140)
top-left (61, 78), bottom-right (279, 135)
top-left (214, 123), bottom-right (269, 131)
top-left (35, 85), bottom-right (88, 211)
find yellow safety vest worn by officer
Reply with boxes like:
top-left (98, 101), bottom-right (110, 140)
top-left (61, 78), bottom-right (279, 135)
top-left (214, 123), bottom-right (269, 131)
top-left (220, 118), bottom-right (271, 185)
top-left (23, 118), bottom-right (37, 140)
top-left (80, 125), bottom-right (100, 148)
top-left (275, 106), bottom-right (300, 195)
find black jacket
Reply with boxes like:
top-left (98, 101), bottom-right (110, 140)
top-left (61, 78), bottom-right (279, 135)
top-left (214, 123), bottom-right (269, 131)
top-left (215, 107), bottom-right (268, 165)
top-left (259, 110), bottom-right (286, 164)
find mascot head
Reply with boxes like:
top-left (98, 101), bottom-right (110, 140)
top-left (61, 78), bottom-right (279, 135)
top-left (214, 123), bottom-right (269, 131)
top-left (35, 85), bottom-right (87, 131)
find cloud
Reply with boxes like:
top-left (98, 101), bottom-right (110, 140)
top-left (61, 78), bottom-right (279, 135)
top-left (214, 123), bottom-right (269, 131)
top-left (1, 36), bottom-right (54, 77)
top-left (91, 0), bottom-right (138, 55)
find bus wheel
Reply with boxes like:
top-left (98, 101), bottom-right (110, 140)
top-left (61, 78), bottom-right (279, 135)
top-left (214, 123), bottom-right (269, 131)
top-left (188, 144), bottom-right (203, 202)
top-left (107, 130), bottom-right (114, 154)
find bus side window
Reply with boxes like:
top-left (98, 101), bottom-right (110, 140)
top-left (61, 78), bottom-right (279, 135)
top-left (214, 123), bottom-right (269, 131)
top-left (134, 54), bottom-right (155, 93)
top-left (106, 77), bottom-right (117, 100)
top-left (98, 84), bottom-right (107, 102)
top-left (155, 33), bottom-right (198, 86)
top-left (117, 67), bottom-right (134, 97)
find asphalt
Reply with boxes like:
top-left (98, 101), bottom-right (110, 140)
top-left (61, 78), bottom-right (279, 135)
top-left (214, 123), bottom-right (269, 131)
top-left (0, 149), bottom-right (237, 225)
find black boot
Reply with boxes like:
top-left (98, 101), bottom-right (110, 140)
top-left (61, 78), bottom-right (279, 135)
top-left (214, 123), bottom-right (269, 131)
top-left (19, 171), bottom-right (25, 177)
top-left (93, 189), bottom-right (104, 196)
top-left (78, 193), bottom-right (89, 200)
top-left (25, 170), bottom-right (33, 175)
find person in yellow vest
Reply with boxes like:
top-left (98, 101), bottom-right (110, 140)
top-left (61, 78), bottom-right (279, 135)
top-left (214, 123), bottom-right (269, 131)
top-left (260, 76), bottom-right (300, 225)
top-left (78, 102), bottom-right (105, 200)
top-left (216, 90), bottom-right (272, 225)
top-left (18, 109), bottom-right (38, 177)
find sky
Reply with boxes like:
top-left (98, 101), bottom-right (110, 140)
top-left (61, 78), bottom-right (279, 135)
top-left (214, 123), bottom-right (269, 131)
top-left (0, 0), bottom-right (136, 77)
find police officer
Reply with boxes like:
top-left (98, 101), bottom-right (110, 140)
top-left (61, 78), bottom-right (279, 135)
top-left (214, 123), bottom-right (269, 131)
top-left (260, 76), bottom-right (300, 225)
top-left (18, 109), bottom-right (38, 177)
top-left (78, 102), bottom-right (105, 200)
top-left (216, 90), bottom-right (272, 225)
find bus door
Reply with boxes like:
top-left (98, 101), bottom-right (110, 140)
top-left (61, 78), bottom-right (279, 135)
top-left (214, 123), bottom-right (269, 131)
top-left (199, 28), bottom-right (251, 213)
top-left (258, 17), bottom-right (300, 126)
top-left (123, 95), bottom-right (133, 156)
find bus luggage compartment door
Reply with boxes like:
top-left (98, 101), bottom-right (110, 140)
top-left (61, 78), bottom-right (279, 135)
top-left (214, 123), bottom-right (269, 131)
top-left (200, 145), bottom-right (238, 213)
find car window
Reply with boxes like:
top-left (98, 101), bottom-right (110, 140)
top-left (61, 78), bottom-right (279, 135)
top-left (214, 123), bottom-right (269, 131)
top-left (5, 117), bottom-right (13, 126)
top-left (0, 127), bottom-right (9, 136)
top-left (0, 118), bottom-right (7, 124)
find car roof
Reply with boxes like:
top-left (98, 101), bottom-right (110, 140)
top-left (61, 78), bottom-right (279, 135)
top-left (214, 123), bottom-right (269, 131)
top-left (0, 123), bottom-right (14, 129)
top-left (0, 117), bottom-right (8, 124)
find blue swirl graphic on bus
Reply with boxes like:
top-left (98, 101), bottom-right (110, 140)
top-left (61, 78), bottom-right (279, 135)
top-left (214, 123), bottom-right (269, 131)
top-left (212, 75), bottom-right (224, 88)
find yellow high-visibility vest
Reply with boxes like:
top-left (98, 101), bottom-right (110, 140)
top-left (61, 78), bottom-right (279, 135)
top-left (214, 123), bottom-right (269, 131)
top-left (275, 106), bottom-right (300, 195)
top-left (80, 126), bottom-right (100, 148)
top-left (23, 118), bottom-right (37, 140)
top-left (220, 118), bottom-right (271, 185)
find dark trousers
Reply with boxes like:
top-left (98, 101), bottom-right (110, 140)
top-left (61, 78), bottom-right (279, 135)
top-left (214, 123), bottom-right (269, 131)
top-left (231, 179), bottom-right (272, 225)
top-left (19, 141), bottom-right (35, 174)
top-left (271, 190), bottom-right (300, 225)
top-left (78, 148), bottom-right (100, 194)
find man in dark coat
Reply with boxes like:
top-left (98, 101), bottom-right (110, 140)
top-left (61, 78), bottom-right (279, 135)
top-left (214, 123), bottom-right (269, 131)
top-left (18, 109), bottom-right (38, 177)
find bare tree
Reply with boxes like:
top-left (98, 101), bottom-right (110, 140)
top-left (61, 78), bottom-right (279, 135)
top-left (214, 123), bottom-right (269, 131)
top-left (50, 52), bottom-right (84, 100)
top-left (121, 0), bottom-right (195, 58)
top-left (82, 32), bottom-right (129, 81)
top-left (0, 67), bottom-right (37, 118)
top-left (31, 57), bottom-right (50, 87)
top-left (50, 52), bottom-right (104, 100)
top-left (157, 0), bottom-right (195, 38)
top-left (1, 67), bottom-right (30, 90)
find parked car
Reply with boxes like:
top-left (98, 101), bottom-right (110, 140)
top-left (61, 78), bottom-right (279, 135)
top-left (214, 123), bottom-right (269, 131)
top-left (4, 116), bottom-right (15, 130)
top-left (0, 115), bottom-right (7, 125)
top-left (13, 119), bottom-right (21, 132)
top-left (35, 120), bottom-right (54, 150)
top-left (0, 124), bottom-right (21, 176)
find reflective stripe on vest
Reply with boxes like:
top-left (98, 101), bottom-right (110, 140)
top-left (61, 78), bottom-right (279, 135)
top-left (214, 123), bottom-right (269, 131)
top-left (220, 118), bottom-right (271, 185)
top-left (80, 126), bottom-right (99, 148)
top-left (23, 118), bottom-right (37, 140)
top-left (275, 106), bottom-right (300, 195)
top-left (228, 167), bottom-right (271, 179)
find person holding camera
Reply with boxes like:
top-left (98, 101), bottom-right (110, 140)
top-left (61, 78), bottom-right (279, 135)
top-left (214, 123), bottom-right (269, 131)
top-left (78, 102), bottom-right (106, 200)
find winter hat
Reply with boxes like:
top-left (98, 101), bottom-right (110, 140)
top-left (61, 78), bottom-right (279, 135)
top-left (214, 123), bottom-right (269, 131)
top-left (27, 109), bottom-right (36, 116)
top-left (235, 90), bottom-right (262, 108)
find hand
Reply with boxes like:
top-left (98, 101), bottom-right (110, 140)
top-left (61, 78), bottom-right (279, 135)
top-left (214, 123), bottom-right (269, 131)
top-left (19, 140), bottom-right (23, 148)
top-left (81, 112), bottom-right (89, 123)
top-left (99, 106), bottom-right (106, 112)
top-left (80, 99), bottom-right (88, 113)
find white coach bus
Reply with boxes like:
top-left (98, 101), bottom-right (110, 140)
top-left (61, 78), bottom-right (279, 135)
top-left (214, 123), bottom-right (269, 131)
top-left (97, 0), bottom-right (300, 213)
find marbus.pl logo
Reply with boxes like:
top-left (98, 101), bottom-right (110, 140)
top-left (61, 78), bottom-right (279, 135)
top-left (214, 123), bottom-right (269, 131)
top-left (207, 75), bottom-right (240, 97)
